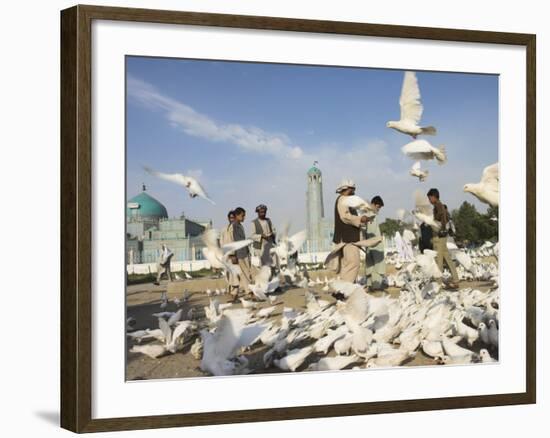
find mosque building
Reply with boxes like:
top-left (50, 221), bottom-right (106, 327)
top-left (126, 185), bottom-right (211, 264)
top-left (305, 162), bottom-right (334, 252)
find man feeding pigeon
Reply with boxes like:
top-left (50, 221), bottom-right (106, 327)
top-left (154, 244), bottom-right (174, 286)
top-left (331, 179), bottom-right (371, 283)
top-left (250, 204), bottom-right (277, 268)
top-left (426, 188), bottom-right (459, 289)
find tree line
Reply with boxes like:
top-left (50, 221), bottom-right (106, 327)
top-left (378, 201), bottom-right (498, 245)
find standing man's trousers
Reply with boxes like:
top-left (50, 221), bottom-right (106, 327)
top-left (432, 235), bottom-right (459, 283)
top-left (156, 261), bottom-right (172, 283)
top-left (339, 244), bottom-right (361, 283)
top-left (366, 248), bottom-right (385, 287)
top-left (238, 256), bottom-right (255, 294)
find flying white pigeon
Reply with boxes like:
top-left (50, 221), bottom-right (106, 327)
top-left (201, 228), bottom-right (253, 274)
top-left (409, 161), bottom-right (429, 181)
top-left (386, 71), bottom-right (437, 138)
top-left (341, 195), bottom-right (376, 215)
top-left (271, 223), bottom-right (307, 266)
top-left (248, 265), bottom-right (272, 301)
top-left (396, 208), bottom-right (407, 222)
top-left (411, 189), bottom-right (441, 231)
top-left (143, 166), bottom-right (215, 204)
top-left (464, 163), bottom-right (499, 207)
top-left (402, 139), bottom-right (446, 164)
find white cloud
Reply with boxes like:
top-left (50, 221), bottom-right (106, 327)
top-left (127, 76), bottom-right (303, 159)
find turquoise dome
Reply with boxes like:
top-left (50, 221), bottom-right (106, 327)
top-left (126, 191), bottom-right (168, 219)
top-left (307, 165), bottom-right (321, 175)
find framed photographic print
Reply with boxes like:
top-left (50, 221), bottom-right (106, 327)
top-left (60, 4), bottom-right (536, 433)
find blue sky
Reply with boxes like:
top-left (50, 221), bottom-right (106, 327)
top-left (126, 56), bottom-right (498, 230)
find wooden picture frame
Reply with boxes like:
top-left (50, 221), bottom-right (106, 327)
top-left (60, 4), bottom-right (536, 433)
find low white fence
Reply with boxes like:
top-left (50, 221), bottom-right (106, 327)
top-left (126, 249), bottom-right (371, 275)
top-left (127, 260), bottom-right (210, 275)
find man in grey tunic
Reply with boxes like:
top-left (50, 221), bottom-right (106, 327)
top-left (365, 195), bottom-right (386, 290)
top-left (220, 210), bottom-right (239, 299)
top-left (250, 204), bottom-right (277, 267)
top-left (231, 207), bottom-right (255, 298)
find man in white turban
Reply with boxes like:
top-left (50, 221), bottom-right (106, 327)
top-left (330, 179), bottom-right (370, 283)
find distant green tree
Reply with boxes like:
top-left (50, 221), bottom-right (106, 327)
top-left (451, 202), bottom-right (498, 245)
top-left (379, 218), bottom-right (405, 237)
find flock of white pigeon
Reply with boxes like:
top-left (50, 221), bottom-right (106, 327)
top-left (128, 70), bottom-right (500, 377)
top-left (128, 235), bottom-right (499, 376)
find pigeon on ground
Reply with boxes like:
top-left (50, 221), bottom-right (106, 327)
top-left (240, 297), bottom-right (259, 310)
top-left (129, 344), bottom-right (167, 359)
top-left (307, 354), bottom-right (360, 371)
top-left (274, 346), bottom-right (314, 372)
top-left (256, 305), bottom-right (278, 319)
top-left (200, 309), bottom-right (266, 376)
top-left (159, 317), bottom-right (194, 353)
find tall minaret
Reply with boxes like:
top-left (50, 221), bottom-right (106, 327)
top-left (306, 161), bottom-right (324, 248)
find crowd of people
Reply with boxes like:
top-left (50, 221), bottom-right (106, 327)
top-left (153, 179), bottom-right (461, 299)
top-left (332, 179), bottom-right (460, 293)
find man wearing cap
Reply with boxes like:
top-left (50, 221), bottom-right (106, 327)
top-left (332, 179), bottom-right (370, 283)
top-left (250, 204), bottom-right (277, 267)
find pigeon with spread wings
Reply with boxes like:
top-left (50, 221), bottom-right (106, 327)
top-left (402, 140), bottom-right (446, 165)
top-left (143, 166), bottom-right (215, 205)
top-left (464, 163), bottom-right (499, 207)
top-left (411, 189), bottom-right (441, 231)
top-left (386, 71), bottom-right (437, 138)
top-left (201, 228), bottom-right (253, 275)
top-left (409, 161), bottom-right (429, 182)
